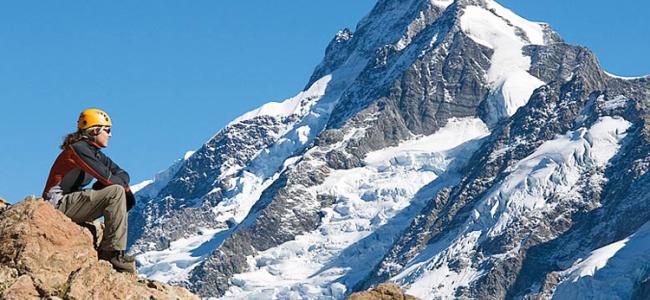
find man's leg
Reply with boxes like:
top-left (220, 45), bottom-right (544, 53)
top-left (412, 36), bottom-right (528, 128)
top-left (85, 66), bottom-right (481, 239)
top-left (58, 185), bottom-right (134, 273)
top-left (58, 185), bottom-right (128, 251)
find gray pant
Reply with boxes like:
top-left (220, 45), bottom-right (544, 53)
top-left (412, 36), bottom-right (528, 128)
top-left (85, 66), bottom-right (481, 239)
top-left (57, 185), bottom-right (128, 251)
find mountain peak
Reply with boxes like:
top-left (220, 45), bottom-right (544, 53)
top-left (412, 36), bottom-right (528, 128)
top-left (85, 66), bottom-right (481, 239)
top-left (129, 1), bottom-right (650, 298)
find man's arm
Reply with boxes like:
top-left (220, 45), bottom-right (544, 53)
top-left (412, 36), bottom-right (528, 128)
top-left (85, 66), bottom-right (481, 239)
top-left (70, 142), bottom-right (137, 210)
top-left (97, 150), bottom-right (136, 210)
top-left (104, 155), bottom-right (130, 186)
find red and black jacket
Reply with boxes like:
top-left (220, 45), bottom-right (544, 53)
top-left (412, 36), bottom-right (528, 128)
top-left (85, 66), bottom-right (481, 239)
top-left (42, 139), bottom-right (135, 210)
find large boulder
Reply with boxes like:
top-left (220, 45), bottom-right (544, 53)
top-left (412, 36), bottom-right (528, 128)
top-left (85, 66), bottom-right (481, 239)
top-left (0, 196), bottom-right (198, 299)
top-left (0, 196), bottom-right (96, 294)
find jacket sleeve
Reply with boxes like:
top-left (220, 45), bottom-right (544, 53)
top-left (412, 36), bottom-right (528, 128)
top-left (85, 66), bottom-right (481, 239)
top-left (70, 142), bottom-right (136, 210)
top-left (104, 156), bottom-right (130, 186)
top-left (69, 142), bottom-right (129, 186)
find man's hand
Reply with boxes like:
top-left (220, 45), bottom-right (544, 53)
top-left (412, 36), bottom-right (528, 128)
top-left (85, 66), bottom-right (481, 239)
top-left (125, 189), bottom-right (136, 211)
top-left (92, 181), bottom-right (107, 191)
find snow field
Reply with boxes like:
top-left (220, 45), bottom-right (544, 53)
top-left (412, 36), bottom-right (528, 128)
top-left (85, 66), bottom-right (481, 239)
top-left (136, 227), bottom-right (226, 283)
top-left (230, 76), bottom-right (332, 125)
top-left (484, 1), bottom-right (546, 45)
top-left (605, 71), bottom-right (650, 80)
top-left (221, 118), bottom-right (489, 299)
top-left (460, 5), bottom-right (545, 119)
top-left (364, 118), bottom-right (490, 168)
top-left (430, 0), bottom-right (453, 9)
top-left (396, 230), bottom-right (484, 299)
top-left (553, 221), bottom-right (650, 299)
top-left (396, 117), bottom-right (631, 299)
top-left (481, 117), bottom-right (631, 238)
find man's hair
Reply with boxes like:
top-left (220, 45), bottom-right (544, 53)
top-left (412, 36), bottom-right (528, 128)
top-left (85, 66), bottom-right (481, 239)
top-left (61, 128), bottom-right (98, 149)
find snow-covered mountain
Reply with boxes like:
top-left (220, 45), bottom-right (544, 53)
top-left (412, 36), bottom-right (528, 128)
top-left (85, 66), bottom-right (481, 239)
top-left (128, 0), bottom-right (650, 298)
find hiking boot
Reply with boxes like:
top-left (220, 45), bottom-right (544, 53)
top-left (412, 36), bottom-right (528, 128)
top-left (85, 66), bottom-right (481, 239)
top-left (99, 250), bottom-right (137, 273)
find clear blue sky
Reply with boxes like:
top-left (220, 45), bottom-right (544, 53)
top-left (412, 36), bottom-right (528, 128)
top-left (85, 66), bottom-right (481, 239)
top-left (1, 1), bottom-right (648, 203)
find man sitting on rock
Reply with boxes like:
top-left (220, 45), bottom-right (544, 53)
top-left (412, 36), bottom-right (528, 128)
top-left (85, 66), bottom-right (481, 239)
top-left (42, 108), bottom-right (136, 273)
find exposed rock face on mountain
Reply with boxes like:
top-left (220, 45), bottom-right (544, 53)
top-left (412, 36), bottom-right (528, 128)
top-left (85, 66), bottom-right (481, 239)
top-left (128, 0), bottom-right (650, 298)
top-left (0, 197), bottom-right (198, 300)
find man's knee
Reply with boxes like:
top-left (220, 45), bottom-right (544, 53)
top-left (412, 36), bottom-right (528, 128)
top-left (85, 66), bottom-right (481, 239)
top-left (106, 185), bottom-right (126, 199)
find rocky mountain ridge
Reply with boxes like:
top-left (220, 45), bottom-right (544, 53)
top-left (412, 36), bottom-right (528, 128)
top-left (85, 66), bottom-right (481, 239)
top-left (128, 0), bottom-right (650, 298)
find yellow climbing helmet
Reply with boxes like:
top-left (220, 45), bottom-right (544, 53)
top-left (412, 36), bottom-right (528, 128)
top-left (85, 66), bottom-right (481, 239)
top-left (77, 108), bottom-right (112, 129)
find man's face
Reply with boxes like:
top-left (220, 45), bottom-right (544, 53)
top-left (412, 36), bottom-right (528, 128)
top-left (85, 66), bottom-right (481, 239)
top-left (95, 126), bottom-right (112, 148)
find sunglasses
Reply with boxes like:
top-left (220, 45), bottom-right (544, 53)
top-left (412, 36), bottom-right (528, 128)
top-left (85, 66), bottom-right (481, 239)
top-left (99, 126), bottom-right (111, 134)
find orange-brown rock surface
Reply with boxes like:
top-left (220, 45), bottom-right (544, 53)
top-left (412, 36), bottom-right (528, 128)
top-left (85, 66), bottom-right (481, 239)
top-left (0, 196), bottom-right (199, 300)
top-left (347, 283), bottom-right (420, 300)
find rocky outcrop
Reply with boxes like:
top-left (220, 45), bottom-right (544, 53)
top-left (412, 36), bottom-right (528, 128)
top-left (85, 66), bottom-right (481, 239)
top-left (348, 283), bottom-right (420, 300)
top-left (0, 196), bottom-right (198, 300)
